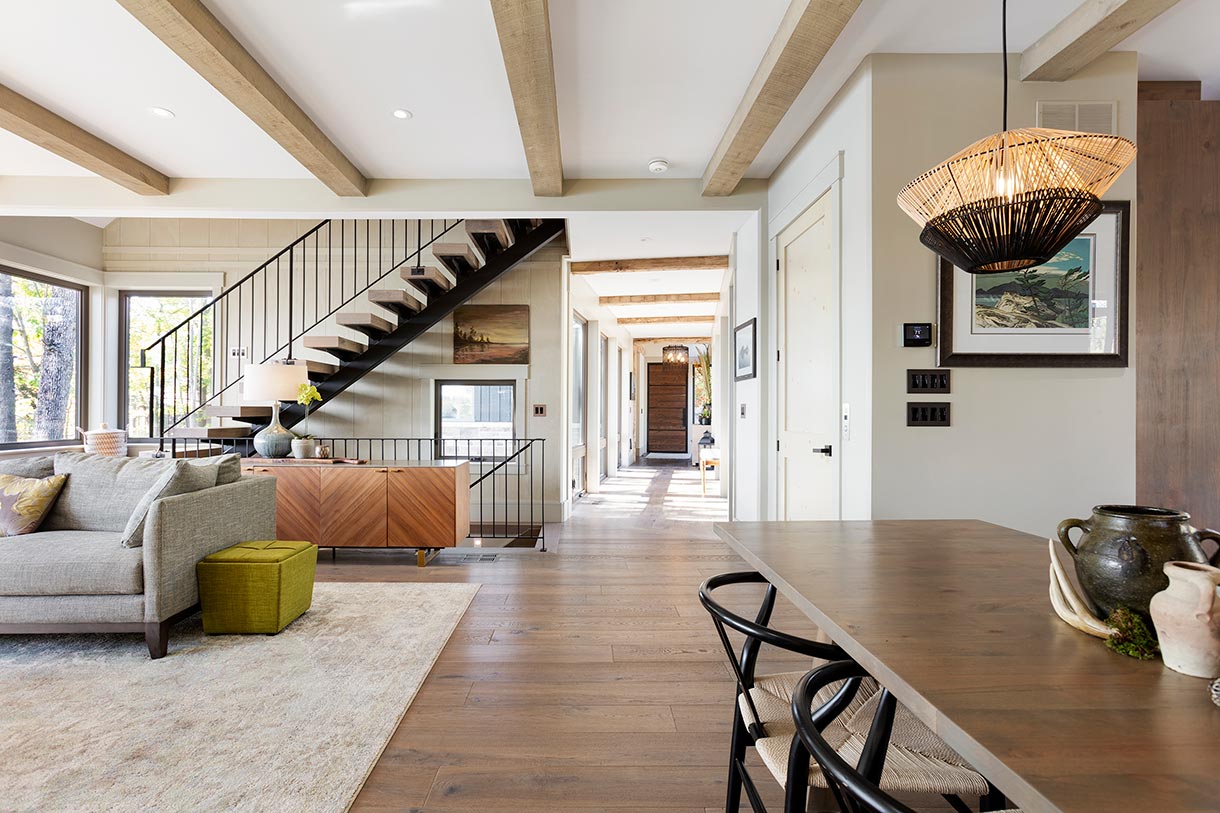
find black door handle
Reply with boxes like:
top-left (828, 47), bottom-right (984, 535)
top-left (815, 445), bottom-right (833, 457)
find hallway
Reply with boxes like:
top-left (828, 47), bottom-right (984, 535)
top-left (569, 460), bottom-right (728, 534)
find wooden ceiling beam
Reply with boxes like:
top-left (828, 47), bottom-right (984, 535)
top-left (571, 255), bottom-right (729, 275)
top-left (116, 0), bottom-right (368, 196)
top-left (600, 292), bottom-right (720, 306)
top-left (0, 84), bottom-right (168, 195)
top-left (633, 336), bottom-right (711, 347)
top-left (701, 0), bottom-right (861, 196)
top-left (1020, 0), bottom-right (1181, 82)
top-left (617, 316), bottom-right (715, 326)
top-left (490, 0), bottom-right (564, 197)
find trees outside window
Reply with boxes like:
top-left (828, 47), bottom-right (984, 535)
top-left (0, 268), bottom-right (84, 445)
top-left (120, 292), bottom-right (211, 438)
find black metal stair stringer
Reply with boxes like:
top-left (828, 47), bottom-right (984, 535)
top-left (275, 218), bottom-right (565, 431)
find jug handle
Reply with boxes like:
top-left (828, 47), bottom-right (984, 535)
top-left (1057, 518), bottom-right (1090, 559)
top-left (1191, 527), bottom-right (1220, 566)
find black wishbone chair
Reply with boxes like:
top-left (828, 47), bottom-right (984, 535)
top-left (790, 662), bottom-right (1022, 813)
top-left (698, 571), bottom-right (847, 813)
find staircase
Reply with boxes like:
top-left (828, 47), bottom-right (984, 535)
top-left (139, 217), bottom-right (563, 442)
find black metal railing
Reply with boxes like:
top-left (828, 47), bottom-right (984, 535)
top-left (139, 436), bottom-right (546, 548)
top-left (136, 219), bottom-right (462, 438)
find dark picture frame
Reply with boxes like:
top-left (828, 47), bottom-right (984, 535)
top-left (734, 318), bottom-right (757, 381)
top-left (937, 200), bottom-right (1130, 368)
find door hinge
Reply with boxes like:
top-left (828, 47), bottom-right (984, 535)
top-left (776, 350), bottom-right (780, 362)
top-left (777, 440), bottom-right (780, 451)
top-left (776, 259), bottom-right (780, 270)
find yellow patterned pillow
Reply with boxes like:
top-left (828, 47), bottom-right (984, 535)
top-left (0, 473), bottom-right (68, 536)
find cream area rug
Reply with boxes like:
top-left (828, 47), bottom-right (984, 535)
top-left (0, 581), bottom-right (478, 813)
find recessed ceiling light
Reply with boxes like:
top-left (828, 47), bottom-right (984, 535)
top-left (148, 106), bottom-right (175, 120)
top-left (648, 158), bottom-right (669, 174)
top-left (392, 108), bottom-right (413, 120)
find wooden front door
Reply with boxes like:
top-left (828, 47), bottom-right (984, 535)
top-left (647, 362), bottom-right (688, 453)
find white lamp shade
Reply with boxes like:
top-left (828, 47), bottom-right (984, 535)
top-left (242, 361), bottom-right (309, 401)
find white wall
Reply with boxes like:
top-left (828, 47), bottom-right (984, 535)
top-left (766, 59), bottom-right (874, 520)
top-left (728, 212), bottom-right (764, 520)
top-left (867, 52), bottom-right (1138, 536)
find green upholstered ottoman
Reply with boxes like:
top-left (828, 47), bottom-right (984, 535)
top-left (196, 540), bottom-right (317, 634)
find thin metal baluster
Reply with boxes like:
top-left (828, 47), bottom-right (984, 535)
top-left (314, 231), bottom-right (319, 327)
top-left (288, 249), bottom-right (295, 358)
top-left (365, 219), bottom-right (370, 292)
top-left (540, 440), bottom-right (545, 550)
top-left (378, 219), bottom-right (383, 285)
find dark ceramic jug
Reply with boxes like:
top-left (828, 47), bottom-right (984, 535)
top-left (1057, 505), bottom-right (1220, 619)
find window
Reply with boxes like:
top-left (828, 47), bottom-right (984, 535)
top-left (119, 291), bottom-right (211, 437)
top-left (435, 380), bottom-right (515, 459)
top-left (0, 266), bottom-right (86, 446)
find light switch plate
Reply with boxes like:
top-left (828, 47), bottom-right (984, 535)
top-left (740, 404), bottom-right (747, 418)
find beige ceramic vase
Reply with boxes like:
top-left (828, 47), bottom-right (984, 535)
top-left (1149, 561), bottom-right (1220, 678)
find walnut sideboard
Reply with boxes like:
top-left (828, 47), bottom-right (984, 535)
top-left (241, 459), bottom-right (470, 566)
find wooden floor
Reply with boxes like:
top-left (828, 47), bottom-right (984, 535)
top-left (324, 463), bottom-right (955, 812)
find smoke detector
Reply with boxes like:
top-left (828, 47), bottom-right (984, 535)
top-left (647, 158), bottom-right (669, 174)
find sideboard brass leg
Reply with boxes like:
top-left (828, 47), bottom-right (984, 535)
top-left (416, 548), bottom-right (439, 568)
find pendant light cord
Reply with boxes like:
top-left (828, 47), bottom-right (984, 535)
top-left (1001, 0), bottom-right (1008, 132)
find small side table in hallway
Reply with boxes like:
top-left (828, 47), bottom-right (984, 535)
top-left (699, 446), bottom-right (721, 495)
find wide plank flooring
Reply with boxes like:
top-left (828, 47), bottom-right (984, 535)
top-left (324, 463), bottom-right (958, 812)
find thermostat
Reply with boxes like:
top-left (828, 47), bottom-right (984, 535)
top-left (902, 323), bottom-right (934, 347)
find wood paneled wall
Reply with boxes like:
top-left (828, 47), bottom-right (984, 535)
top-left (1136, 89), bottom-right (1220, 526)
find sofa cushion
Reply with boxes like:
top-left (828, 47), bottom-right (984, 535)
top-left (0, 473), bottom-right (68, 536)
top-left (0, 455), bottom-right (55, 479)
top-left (188, 452), bottom-right (241, 485)
top-left (42, 453), bottom-right (189, 534)
top-left (0, 530), bottom-right (142, 595)
top-left (121, 460), bottom-right (218, 547)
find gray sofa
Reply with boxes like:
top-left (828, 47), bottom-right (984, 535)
top-left (0, 453), bottom-right (277, 658)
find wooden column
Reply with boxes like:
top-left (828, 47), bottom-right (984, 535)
top-left (1136, 83), bottom-right (1220, 526)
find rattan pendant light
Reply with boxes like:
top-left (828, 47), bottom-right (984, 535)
top-left (897, 0), bottom-right (1135, 274)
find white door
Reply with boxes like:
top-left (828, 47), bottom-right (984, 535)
top-left (777, 191), bottom-right (840, 520)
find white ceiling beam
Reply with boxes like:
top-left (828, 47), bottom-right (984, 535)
top-left (1020, 0), bottom-right (1182, 82)
top-left (116, 0), bottom-right (368, 196)
top-left (701, 0), bottom-right (861, 197)
top-left (0, 84), bottom-right (168, 195)
top-left (490, 0), bottom-right (564, 197)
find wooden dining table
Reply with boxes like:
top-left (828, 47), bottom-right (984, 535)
top-left (713, 519), bottom-right (1220, 813)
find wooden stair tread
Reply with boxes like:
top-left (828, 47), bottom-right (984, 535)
top-left (369, 287), bottom-right (426, 313)
top-left (465, 219), bottom-right (514, 251)
top-left (337, 312), bottom-right (395, 335)
top-left (203, 405), bottom-right (273, 418)
top-left (401, 264), bottom-right (456, 291)
top-left (432, 242), bottom-right (484, 273)
top-left (305, 360), bottom-right (338, 378)
top-left (303, 336), bottom-right (367, 360)
top-left (168, 426), bottom-right (252, 438)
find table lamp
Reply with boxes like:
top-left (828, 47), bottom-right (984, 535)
top-left (242, 360), bottom-right (308, 458)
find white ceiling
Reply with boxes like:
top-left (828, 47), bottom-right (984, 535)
top-left (0, 0), bottom-right (1215, 182)
top-left (0, 0), bottom-right (310, 178)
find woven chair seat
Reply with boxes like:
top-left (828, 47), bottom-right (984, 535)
top-left (741, 673), bottom-right (990, 797)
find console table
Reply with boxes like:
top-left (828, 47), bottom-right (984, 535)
top-left (241, 459), bottom-right (470, 566)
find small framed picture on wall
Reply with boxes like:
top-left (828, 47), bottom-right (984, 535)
top-left (734, 318), bottom-right (757, 381)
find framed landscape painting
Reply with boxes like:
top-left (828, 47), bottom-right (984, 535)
top-left (937, 201), bottom-right (1130, 367)
top-left (453, 305), bottom-right (529, 364)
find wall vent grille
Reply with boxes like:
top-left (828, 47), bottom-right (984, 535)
top-left (1036, 100), bottom-right (1117, 135)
